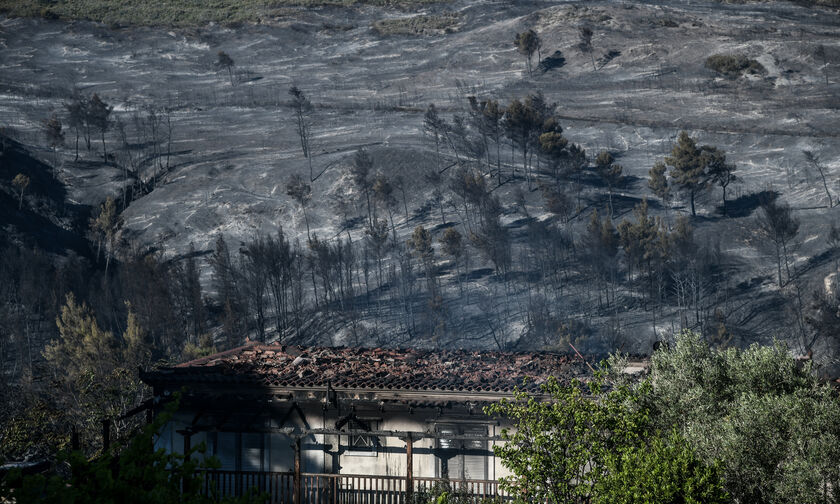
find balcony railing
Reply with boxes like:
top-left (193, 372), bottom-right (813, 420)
top-left (201, 471), bottom-right (511, 504)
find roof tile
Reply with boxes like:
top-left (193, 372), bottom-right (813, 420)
top-left (143, 343), bottom-right (591, 394)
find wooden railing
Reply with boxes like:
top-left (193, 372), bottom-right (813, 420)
top-left (302, 473), bottom-right (407, 504)
top-left (200, 471), bottom-right (510, 504)
top-left (203, 470), bottom-right (294, 501)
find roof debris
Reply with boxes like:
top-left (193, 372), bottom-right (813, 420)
top-left (144, 343), bottom-right (592, 393)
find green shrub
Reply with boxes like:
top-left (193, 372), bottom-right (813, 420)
top-left (705, 54), bottom-right (765, 78)
top-left (649, 331), bottom-right (840, 503)
top-left (413, 481), bottom-right (494, 504)
top-left (485, 371), bottom-right (652, 503)
top-left (372, 14), bottom-right (459, 36)
top-left (595, 429), bottom-right (729, 504)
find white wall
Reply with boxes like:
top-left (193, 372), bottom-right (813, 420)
top-left (159, 401), bottom-right (512, 480)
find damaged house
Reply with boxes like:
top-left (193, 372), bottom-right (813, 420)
top-left (140, 343), bottom-right (591, 502)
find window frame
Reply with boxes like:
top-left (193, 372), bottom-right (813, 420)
top-left (343, 419), bottom-right (380, 457)
top-left (435, 423), bottom-right (488, 480)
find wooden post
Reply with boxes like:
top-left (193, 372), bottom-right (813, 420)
top-left (294, 436), bottom-right (302, 504)
top-left (405, 436), bottom-right (414, 504)
top-left (102, 419), bottom-right (111, 452)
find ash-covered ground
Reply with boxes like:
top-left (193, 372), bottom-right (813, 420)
top-left (2, 0), bottom-right (840, 356)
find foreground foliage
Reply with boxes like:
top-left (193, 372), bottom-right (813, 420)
top-left (485, 363), bottom-right (726, 504)
top-left (595, 429), bottom-right (728, 504)
top-left (0, 401), bottom-right (264, 504)
top-left (649, 332), bottom-right (840, 504)
top-left (489, 332), bottom-right (840, 504)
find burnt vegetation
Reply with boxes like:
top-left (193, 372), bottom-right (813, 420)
top-left (2, 0), bottom-right (840, 467)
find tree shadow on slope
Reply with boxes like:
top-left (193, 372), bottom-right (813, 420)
top-left (720, 189), bottom-right (779, 219)
top-left (537, 50), bottom-right (566, 74)
top-left (1, 135), bottom-right (67, 204)
top-left (0, 134), bottom-right (93, 257)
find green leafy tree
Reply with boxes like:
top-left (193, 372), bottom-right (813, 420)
top-left (514, 29), bottom-right (541, 74)
top-left (42, 294), bottom-right (151, 453)
top-left (648, 161), bottom-right (670, 208)
top-left (617, 198), bottom-right (662, 277)
top-left (408, 225), bottom-right (434, 265)
top-left (664, 131), bottom-right (706, 216)
top-left (649, 331), bottom-right (840, 504)
top-left (0, 401), bottom-right (67, 460)
top-left (485, 371), bottom-right (651, 504)
top-left (503, 94), bottom-right (547, 187)
top-left (539, 130), bottom-right (569, 182)
top-left (594, 429), bottom-right (729, 504)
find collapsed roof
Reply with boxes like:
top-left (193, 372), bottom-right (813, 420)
top-left (141, 342), bottom-right (594, 396)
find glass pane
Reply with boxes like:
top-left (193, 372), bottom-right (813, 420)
top-left (462, 453), bottom-right (485, 480)
top-left (462, 427), bottom-right (487, 480)
top-left (438, 426), bottom-right (457, 450)
top-left (448, 454), bottom-right (464, 480)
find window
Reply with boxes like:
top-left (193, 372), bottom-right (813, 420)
top-left (436, 424), bottom-right (488, 481)
top-left (207, 432), bottom-right (268, 472)
top-left (344, 420), bottom-right (379, 457)
top-left (241, 433), bottom-right (264, 472)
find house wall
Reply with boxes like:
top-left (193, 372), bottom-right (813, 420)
top-left (157, 399), bottom-right (512, 481)
top-left (330, 408), bottom-right (510, 481)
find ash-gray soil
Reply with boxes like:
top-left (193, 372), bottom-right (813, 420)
top-left (2, 0), bottom-right (840, 357)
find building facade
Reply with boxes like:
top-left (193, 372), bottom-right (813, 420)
top-left (140, 343), bottom-right (590, 501)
